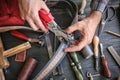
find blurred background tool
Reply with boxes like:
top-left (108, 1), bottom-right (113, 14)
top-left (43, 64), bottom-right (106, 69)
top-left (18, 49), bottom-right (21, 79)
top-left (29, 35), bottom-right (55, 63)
top-left (69, 52), bottom-right (84, 76)
top-left (78, 0), bottom-right (86, 20)
top-left (99, 43), bottom-right (111, 78)
top-left (106, 30), bottom-right (120, 38)
top-left (17, 57), bottom-right (38, 80)
top-left (87, 72), bottom-right (100, 80)
top-left (107, 46), bottom-right (120, 66)
top-left (67, 54), bottom-right (83, 80)
top-left (93, 36), bottom-right (99, 71)
top-left (0, 36), bottom-right (10, 69)
top-left (98, 7), bottom-right (116, 37)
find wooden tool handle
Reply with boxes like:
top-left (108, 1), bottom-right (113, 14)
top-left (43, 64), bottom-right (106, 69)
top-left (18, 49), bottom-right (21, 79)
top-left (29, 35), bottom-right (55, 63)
top-left (0, 36), bottom-right (10, 69)
top-left (0, 69), bottom-right (5, 80)
top-left (101, 55), bottom-right (111, 78)
top-left (3, 57), bottom-right (10, 69)
top-left (17, 57), bottom-right (38, 80)
top-left (3, 42), bottom-right (31, 57)
top-left (93, 36), bottom-right (99, 56)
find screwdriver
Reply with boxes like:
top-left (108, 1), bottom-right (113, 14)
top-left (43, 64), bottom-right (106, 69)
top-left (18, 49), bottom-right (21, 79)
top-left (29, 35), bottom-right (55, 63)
top-left (69, 52), bottom-right (84, 76)
top-left (93, 36), bottom-right (99, 71)
top-left (67, 54), bottom-right (83, 80)
top-left (99, 43), bottom-right (111, 78)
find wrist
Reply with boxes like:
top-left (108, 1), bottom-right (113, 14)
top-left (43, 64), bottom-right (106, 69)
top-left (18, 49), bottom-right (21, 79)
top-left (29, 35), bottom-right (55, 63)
top-left (88, 11), bottom-right (102, 26)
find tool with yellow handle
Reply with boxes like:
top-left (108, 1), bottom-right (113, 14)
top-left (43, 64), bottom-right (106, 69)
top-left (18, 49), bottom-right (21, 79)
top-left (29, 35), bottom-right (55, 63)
top-left (93, 36), bottom-right (99, 71)
top-left (0, 36), bottom-right (10, 69)
top-left (3, 42), bottom-right (31, 58)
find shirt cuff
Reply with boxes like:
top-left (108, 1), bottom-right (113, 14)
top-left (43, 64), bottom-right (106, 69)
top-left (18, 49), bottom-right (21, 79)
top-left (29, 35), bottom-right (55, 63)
top-left (90, 0), bottom-right (109, 13)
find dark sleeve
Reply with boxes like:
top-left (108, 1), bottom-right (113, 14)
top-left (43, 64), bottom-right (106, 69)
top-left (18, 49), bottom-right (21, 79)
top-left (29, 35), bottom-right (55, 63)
top-left (90, 0), bottom-right (109, 13)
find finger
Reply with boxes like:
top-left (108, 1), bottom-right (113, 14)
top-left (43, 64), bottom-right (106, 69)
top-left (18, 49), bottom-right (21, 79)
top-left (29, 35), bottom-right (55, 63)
top-left (27, 17), bottom-right (38, 31)
top-left (65, 23), bottom-right (81, 34)
top-left (33, 13), bottom-right (47, 32)
top-left (64, 37), bottom-right (87, 52)
top-left (41, 2), bottom-right (50, 13)
top-left (64, 44), bottom-right (81, 52)
top-left (18, 3), bottom-right (25, 20)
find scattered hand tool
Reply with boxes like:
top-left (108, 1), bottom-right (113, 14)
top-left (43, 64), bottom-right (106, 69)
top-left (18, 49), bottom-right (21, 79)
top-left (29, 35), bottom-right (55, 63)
top-left (87, 72), bottom-right (100, 80)
top-left (3, 42), bottom-right (31, 58)
top-left (107, 46), bottom-right (120, 67)
top-left (93, 36), bottom-right (99, 71)
top-left (17, 57), bottom-right (38, 80)
top-left (78, 0), bottom-right (86, 20)
top-left (98, 7), bottom-right (116, 37)
top-left (0, 36), bottom-right (10, 69)
top-left (99, 43), bottom-right (111, 78)
top-left (67, 54), bottom-right (83, 80)
top-left (69, 52), bottom-right (84, 76)
top-left (106, 30), bottom-right (120, 38)
top-left (0, 69), bottom-right (5, 80)
top-left (10, 30), bottom-right (44, 46)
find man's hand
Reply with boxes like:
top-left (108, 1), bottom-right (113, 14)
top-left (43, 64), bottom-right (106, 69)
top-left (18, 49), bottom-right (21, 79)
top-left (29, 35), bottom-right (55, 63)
top-left (18, 0), bottom-right (49, 31)
top-left (64, 11), bottom-right (102, 52)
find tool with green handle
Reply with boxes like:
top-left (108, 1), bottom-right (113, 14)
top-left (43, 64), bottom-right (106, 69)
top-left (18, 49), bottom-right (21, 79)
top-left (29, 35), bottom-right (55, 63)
top-left (67, 54), bottom-right (83, 80)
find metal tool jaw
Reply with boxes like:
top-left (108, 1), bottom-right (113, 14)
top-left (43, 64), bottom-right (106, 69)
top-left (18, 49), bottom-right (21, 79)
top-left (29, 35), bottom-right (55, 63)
top-left (39, 9), bottom-right (74, 44)
top-left (47, 21), bottom-right (74, 43)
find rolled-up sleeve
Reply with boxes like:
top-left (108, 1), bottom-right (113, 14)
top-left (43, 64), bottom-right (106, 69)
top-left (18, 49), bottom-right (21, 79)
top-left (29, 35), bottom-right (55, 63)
top-left (90, 0), bottom-right (109, 13)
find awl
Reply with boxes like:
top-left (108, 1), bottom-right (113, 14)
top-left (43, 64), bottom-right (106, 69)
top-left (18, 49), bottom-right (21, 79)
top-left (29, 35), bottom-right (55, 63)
top-left (93, 36), bottom-right (99, 71)
top-left (100, 43), bottom-right (111, 78)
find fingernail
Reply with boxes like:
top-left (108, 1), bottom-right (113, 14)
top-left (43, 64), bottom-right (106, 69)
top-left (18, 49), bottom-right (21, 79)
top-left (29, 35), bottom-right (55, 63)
top-left (33, 27), bottom-right (39, 31)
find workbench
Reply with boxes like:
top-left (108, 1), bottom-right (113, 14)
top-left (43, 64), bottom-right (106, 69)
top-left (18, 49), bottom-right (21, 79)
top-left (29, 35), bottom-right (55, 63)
top-left (1, 0), bottom-right (120, 80)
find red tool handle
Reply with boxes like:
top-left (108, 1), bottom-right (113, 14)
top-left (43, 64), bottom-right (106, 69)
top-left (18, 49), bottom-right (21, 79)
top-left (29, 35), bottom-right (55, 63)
top-left (10, 30), bottom-right (29, 41)
top-left (39, 9), bottom-right (54, 22)
top-left (101, 55), bottom-right (111, 78)
top-left (39, 9), bottom-right (54, 29)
